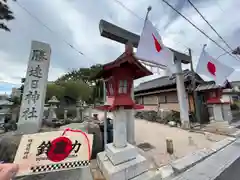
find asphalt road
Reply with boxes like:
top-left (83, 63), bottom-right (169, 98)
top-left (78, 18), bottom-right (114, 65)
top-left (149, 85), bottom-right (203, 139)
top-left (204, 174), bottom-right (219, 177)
top-left (215, 157), bottom-right (240, 180)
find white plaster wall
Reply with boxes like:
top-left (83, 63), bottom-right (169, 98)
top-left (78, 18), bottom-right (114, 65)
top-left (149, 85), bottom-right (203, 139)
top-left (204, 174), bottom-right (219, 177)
top-left (221, 94), bottom-right (231, 102)
top-left (222, 104), bottom-right (233, 123)
top-left (213, 105), bottom-right (224, 121)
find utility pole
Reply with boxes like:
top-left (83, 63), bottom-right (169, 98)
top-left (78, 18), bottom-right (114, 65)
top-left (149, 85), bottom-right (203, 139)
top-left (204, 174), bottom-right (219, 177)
top-left (189, 49), bottom-right (200, 123)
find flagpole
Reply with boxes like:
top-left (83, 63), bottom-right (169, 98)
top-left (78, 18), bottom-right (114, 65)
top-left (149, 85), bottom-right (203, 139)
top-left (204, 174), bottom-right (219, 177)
top-left (126, 6), bottom-right (153, 145)
top-left (189, 48), bottom-right (200, 123)
top-left (135, 6), bottom-right (168, 71)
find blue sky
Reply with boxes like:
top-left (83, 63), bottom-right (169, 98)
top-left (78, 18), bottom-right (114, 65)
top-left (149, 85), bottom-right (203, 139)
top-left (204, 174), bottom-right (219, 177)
top-left (0, 0), bottom-right (240, 94)
top-left (0, 82), bottom-right (19, 95)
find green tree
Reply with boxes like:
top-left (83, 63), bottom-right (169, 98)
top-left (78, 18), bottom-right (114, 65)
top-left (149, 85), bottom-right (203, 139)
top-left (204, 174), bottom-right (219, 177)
top-left (59, 80), bottom-right (92, 102)
top-left (0, 0), bottom-right (16, 31)
top-left (46, 83), bottom-right (65, 102)
top-left (55, 64), bottom-right (103, 103)
top-left (55, 64), bottom-right (102, 85)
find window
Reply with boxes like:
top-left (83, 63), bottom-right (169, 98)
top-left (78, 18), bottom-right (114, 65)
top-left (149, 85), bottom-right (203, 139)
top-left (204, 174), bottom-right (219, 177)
top-left (158, 95), bottom-right (166, 103)
top-left (232, 95), bottom-right (239, 101)
top-left (136, 97), bottom-right (144, 104)
top-left (209, 91), bottom-right (216, 98)
top-left (119, 80), bottom-right (127, 94)
top-left (166, 93), bottom-right (178, 103)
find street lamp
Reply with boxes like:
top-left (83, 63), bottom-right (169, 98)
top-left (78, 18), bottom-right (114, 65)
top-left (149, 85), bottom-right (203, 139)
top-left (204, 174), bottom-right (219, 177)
top-left (215, 46), bottom-right (240, 59)
top-left (232, 47), bottom-right (240, 55)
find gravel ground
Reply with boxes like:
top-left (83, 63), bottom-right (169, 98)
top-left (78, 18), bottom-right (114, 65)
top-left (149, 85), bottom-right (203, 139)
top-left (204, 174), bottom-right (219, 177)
top-left (95, 110), bottom-right (227, 167)
top-left (134, 119), bottom-right (227, 166)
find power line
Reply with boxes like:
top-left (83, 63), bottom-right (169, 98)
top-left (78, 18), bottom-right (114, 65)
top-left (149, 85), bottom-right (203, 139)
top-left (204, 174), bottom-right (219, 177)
top-left (160, 0), bottom-right (240, 62)
top-left (110, 0), bottom-right (191, 51)
top-left (14, 1), bottom-right (97, 65)
top-left (111, 0), bottom-right (145, 21)
top-left (187, 0), bottom-right (240, 60)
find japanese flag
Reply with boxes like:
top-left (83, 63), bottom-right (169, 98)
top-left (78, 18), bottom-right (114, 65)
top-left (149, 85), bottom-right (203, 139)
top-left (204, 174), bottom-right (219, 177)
top-left (136, 19), bottom-right (174, 68)
top-left (196, 46), bottom-right (235, 86)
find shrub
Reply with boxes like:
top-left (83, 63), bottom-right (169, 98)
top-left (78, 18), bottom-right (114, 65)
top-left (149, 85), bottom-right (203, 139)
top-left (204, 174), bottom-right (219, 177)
top-left (231, 103), bottom-right (239, 110)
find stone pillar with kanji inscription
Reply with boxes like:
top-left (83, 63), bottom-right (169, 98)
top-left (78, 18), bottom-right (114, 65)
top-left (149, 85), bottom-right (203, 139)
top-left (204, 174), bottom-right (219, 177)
top-left (18, 41), bottom-right (51, 134)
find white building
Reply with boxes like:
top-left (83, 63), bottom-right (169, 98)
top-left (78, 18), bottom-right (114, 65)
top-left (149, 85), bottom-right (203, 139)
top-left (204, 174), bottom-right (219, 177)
top-left (0, 94), bottom-right (13, 125)
top-left (11, 87), bottom-right (21, 98)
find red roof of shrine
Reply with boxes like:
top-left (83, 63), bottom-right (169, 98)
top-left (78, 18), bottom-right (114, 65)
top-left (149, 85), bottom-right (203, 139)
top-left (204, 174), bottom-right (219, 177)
top-left (207, 98), bottom-right (230, 104)
top-left (94, 43), bottom-right (152, 80)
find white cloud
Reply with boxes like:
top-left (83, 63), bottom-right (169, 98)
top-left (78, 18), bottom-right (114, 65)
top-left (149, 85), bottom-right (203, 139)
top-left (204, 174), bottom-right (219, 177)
top-left (0, 0), bottom-right (239, 91)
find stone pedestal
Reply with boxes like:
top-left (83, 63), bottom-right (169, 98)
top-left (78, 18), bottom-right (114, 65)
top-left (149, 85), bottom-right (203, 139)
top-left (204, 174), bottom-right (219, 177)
top-left (126, 109), bottom-right (135, 144)
top-left (46, 104), bottom-right (58, 124)
top-left (88, 106), bottom-right (92, 118)
top-left (64, 109), bottom-right (68, 120)
top-left (97, 109), bottom-right (150, 180)
top-left (126, 88), bottom-right (135, 145)
top-left (113, 110), bottom-right (127, 148)
top-left (76, 107), bottom-right (80, 119)
top-left (105, 143), bottom-right (137, 165)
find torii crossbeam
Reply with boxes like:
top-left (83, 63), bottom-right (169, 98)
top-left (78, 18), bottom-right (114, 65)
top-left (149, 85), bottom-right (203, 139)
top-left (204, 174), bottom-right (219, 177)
top-left (99, 19), bottom-right (191, 64)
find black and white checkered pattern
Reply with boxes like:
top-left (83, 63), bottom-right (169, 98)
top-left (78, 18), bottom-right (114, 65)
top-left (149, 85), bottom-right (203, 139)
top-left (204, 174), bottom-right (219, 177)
top-left (30, 161), bottom-right (90, 173)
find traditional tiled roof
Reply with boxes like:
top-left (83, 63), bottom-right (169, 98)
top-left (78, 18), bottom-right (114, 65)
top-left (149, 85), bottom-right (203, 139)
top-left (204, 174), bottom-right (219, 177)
top-left (195, 81), bottom-right (232, 91)
top-left (134, 69), bottom-right (203, 93)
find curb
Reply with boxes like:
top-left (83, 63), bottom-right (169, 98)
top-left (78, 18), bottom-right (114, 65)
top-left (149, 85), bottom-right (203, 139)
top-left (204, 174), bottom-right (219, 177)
top-left (230, 129), bottom-right (240, 138)
top-left (156, 137), bottom-right (236, 179)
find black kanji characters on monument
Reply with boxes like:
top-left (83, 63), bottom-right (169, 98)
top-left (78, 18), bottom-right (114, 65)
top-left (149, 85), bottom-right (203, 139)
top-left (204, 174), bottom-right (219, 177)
top-left (22, 49), bottom-right (46, 121)
top-left (25, 90), bottom-right (40, 104)
top-left (36, 140), bottom-right (82, 156)
top-left (29, 65), bottom-right (42, 78)
top-left (31, 49), bottom-right (47, 62)
top-left (22, 107), bottom-right (38, 120)
top-left (31, 79), bottom-right (39, 89)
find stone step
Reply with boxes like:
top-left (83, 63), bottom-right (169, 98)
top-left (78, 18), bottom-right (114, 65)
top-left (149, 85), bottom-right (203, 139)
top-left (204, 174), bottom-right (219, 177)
top-left (130, 171), bottom-right (155, 180)
top-left (97, 152), bottom-right (149, 180)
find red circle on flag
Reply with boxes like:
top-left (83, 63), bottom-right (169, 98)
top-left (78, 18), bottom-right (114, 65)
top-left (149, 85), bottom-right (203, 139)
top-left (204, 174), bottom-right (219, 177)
top-left (207, 61), bottom-right (216, 76)
top-left (47, 136), bottom-right (72, 162)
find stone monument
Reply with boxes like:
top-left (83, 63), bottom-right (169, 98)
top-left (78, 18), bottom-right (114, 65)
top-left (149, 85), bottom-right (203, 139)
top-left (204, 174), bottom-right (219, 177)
top-left (46, 96), bottom-right (59, 124)
top-left (94, 43), bottom-right (155, 180)
top-left (18, 41), bottom-right (51, 134)
top-left (64, 108), bottom-right (68, 120)
top-left (74, 99), bottom-right (84, 122)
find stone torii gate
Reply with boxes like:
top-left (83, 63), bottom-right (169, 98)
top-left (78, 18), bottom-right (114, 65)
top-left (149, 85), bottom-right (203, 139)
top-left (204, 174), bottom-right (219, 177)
top-left (99, 19), bottom-right (191, 139)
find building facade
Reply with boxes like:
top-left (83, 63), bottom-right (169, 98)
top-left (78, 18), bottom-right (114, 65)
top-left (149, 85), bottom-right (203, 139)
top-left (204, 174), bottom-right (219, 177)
top-left (11, 87), bottom-right (21, 98)
top-left (134, 70), bottom-right (204, 112)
